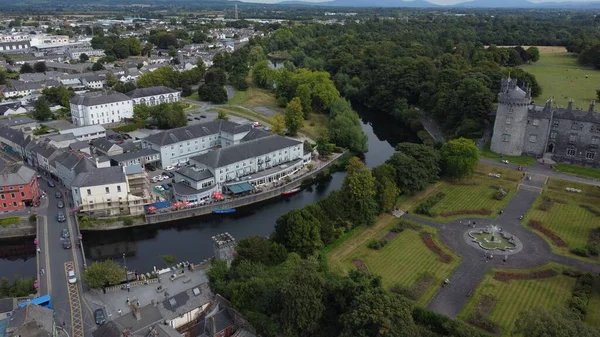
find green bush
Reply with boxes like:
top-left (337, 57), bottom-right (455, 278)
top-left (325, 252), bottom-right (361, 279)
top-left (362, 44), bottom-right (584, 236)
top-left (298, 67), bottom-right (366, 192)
top-left (569, 273), bottom-right (594, 319)
top-left (122, 217), bottom-right (134, 226)
top-left (585, 243), bottom-right (599, 256)
top-left (28, 214), bottom-right (37, 222)
top-left (367, 239), bottom-right (387, 250)
top-left (0, 217), bottom-right (20, 228)
top-left (571, 247), bottom-right (589, 257)
top-left (415, 192), bottom-right (446, 216)
top-left (492, 188), bottom-right (508, 201)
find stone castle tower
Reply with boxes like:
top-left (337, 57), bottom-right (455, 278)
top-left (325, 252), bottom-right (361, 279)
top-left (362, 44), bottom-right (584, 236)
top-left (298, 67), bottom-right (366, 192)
top-left (490, 77), bottom-right (532, 156)
top-left (212, 232), bottom-right (236, 267)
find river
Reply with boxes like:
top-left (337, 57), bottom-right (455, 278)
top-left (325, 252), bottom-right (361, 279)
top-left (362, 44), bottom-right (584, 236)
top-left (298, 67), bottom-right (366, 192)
top-left (0, 108), bottom-right (416, 278)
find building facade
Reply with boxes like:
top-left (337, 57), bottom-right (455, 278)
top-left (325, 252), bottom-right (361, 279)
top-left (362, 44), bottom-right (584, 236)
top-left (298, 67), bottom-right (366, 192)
top-left (491, 78), bottom-right (600, 167)
top-left (70, 91), bottom-right (133, 126)
top-left (126, 86), bottom-right (181, 106)
top-left (59, 125), bottom-right (107, 141)
top-left (0, 165), bottom-right (40, 211)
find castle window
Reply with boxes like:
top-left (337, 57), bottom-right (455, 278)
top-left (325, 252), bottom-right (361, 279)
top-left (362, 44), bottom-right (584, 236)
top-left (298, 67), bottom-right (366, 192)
top-left (550, 132), bottom-right (557, 139)
top-left (508, 107), bottom-right (514, 113)
top-left (592, 125), bottom-right (600, 133)
top-left (586, 151), bottom-right (596, 160)
top-left (505, 117), bottom-right (512, 125)
top-left (553, 120), bottom-right (559, 128)
top-left (592, 137), bottom-right (599, 147)
top-left (502, 134), bottom-right (511, 142)
top-left (529, 134), bottom-right (537, 143)
top-left (567, 147), bottom-right (576, 156)
top-left (569, 134), bottom-right (577, 144)
top-left (532, 119), bottom-right (540, 126)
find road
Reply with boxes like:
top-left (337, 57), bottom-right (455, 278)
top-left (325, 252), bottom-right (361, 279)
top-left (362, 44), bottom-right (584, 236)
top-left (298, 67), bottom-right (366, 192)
top-left (37, 177), bottom-right (95, 337)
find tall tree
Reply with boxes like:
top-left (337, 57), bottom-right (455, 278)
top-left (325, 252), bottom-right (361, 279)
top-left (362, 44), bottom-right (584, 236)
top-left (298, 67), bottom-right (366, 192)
top-left (83, 260), bottom-right (125, 289)
top-left (79, 53), bottom-right (89, 62)
top-left (19, 63), bottom-right (33, 74)
top-left (440, 138), bottom-right (480, 180)
top-left (284, 97), bottom-right (304, 136)
top-left (372, 164), bottom-right (399, 213)
top-left (526, 47), bottom-right (540, 63)
top-left (271, 114), bottom-right (285, 135)
top-left (342, 157), bottom-right (377, 226)
top-left (514, 308), bottom-right (600, 337)
top-left (33, 61), bottom-right (47, 73)
top-left (273, 209), bottom-right (322, 257)
top-left (33, 98), bottom-right (52, 121)
top-left (328, 98), bottom-right (368, 153)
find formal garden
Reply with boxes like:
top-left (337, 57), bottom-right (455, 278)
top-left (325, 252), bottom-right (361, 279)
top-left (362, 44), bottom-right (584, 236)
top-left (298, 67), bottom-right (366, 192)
top-left (458, 263), bottom-right (599, 336)
top-left (399, 163), bottom-right (522, 223)
top-left (524, 178), bottom-right (600, 261)
top-left (326, 216), bottom-right (460, 306)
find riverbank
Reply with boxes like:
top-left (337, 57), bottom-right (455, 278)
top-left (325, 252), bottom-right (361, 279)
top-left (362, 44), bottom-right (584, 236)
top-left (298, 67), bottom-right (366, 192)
top-left (81, 152), bottom-right (345, 231)
top-left (0, 217), bottom-right (36, 239)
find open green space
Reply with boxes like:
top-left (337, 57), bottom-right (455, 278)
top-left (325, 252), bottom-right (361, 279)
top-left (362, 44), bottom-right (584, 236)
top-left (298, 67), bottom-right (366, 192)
top-left (480, 141), bottom-right (535, 166)
top-left (521, 51), bottom-right (600, 108)
top-left (553, 163), bottom-right (600, 180)
top-left (459, 264), bottom-right (578, 336)
top-left (402, 163), bottom-right (521, 223)
top-left (326, 214), bottom-right (460, 306)
top-left (524, 178), bottom-right (600, 261)
top-left (227, 86), bottom-right (282, 111)
top-left (587, 276), bottom-right (600, 329)
top-left (0, 217), bottom-right (20, 228)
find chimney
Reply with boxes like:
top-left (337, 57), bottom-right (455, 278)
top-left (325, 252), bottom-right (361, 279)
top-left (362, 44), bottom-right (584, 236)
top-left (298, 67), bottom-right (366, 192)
top-left (567, 99), bottom-right (573, 112)
top-left (589, 100), bottom-right (595, 112)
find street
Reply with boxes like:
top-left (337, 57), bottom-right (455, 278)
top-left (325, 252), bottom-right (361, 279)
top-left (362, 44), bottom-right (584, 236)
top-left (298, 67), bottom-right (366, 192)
top-left (36, 178), bottom-right (96, 337)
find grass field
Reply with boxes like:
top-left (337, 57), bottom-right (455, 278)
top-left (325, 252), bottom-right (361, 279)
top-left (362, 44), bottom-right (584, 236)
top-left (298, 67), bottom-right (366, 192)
top-left (480, 142), bottom-right (535, 166)
top-left (400, 163), bottom-right (522, 223)
top-left (459, 264), bottom-right (577, 336)
top-left (0, 217), bottom-right (21, 228)
top-left (524, 178), bottom-right (600, 261)
top-left (587, 276), bottom-right (600, 329)
top-left (554, 163), bottom-right (600, 180)
top-left (326, 215), bottom-right (459, 306)
top-left (521, 50), bottom-right (600, 107)
top-left (227, 86), bottom-right (282, 111)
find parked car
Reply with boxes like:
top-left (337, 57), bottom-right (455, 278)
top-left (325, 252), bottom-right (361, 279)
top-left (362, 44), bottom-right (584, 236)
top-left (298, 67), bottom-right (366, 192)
top-left (264, 127), bottom-right (271, 132)
top-left (161, 184), bottom-right (170, 191)
top-left (57, 200), bottom-right (64, 209)
top-left (57, 212), bottom-right (66, 223)
top-left (62, 240), bottom-right (71, 249)
top-left (68, 270), bottom-right (77, 284)
top-left (164, 172), bottom-right (175, 178)
top-left (187, 117), bottom-right (194, 121)
top-left (154, 186), bottom-right (165, 191)
top-left (164, 165), bottom-right (175, 171)
top-left (61, 228), bottom-right (70, 239)
top-left (47, 180), bottom-right (55, 187)
top-left (194, 117), bottom-right (201, 120)
top-left (55, 191), bottom-right (62, 199)
top-left (253, 122), bottom-right (262, 127)
top-left (94, 308), bottom-right (106, 325)
top-left (200, 115), bottom-right (207, 119)
top-left (151, 175), bottom-right (163, 183)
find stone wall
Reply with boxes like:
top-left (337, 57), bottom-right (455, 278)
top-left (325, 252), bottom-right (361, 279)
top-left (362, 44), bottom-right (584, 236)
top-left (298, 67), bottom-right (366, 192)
top-left (490, 97), bottom-right (529, 156)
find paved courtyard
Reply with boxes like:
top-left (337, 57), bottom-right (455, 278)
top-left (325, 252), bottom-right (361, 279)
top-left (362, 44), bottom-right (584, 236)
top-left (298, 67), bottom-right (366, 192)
top-left (404, 174), bottom-right (600, 318)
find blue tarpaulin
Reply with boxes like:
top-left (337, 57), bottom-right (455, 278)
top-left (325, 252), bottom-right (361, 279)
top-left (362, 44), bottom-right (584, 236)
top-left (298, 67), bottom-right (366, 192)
top-left (145, 200), bottom-right (171, 211)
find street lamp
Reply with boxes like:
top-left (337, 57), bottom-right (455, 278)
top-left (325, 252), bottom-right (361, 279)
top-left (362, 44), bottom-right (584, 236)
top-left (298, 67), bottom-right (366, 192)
top-left (123, 253), bottom-right (129, 288)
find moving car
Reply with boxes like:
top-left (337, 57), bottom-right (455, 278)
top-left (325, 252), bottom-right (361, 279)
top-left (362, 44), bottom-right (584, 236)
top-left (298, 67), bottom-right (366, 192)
top-left (94, 308), bottom-right (106, 325)
top-left (57, 211), bottom-right (66, 223)
top-left (62, 240), bottom-right (71, 249)
top-left (61, 228), bottom-right (70, 239)
top-left (67, 270), bottom-right (77, 284)
top-left (57, 200), bottom-right (64, 208)
top-left (200, 115), bottom-right (207, 119)
top-left (194, 116), bottom-right (201, 120)
top-left (47, 180), bottom-right (55, 187)
top-left (55, 191), bottom-right (62, 199)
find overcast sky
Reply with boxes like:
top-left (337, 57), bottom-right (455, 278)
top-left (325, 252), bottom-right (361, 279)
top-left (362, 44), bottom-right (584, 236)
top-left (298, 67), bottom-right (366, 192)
top-left (238, 0), bottom-right (598, 5)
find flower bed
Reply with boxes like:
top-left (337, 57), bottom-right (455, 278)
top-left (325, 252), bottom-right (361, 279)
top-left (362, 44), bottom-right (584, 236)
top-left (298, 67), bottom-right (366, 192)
top-left (528, 220), bottom-right (567, 247)
top-left (421, 232), bottom-right (453, 263)
top-left (493, 269), bottom-right (557, 282)
top-left (439, 209), bottom-right (492, 217)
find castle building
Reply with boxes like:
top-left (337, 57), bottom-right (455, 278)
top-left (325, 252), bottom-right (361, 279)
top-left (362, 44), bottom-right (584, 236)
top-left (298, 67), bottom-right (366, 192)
top-left (491, 78), bottom-right (600, 167)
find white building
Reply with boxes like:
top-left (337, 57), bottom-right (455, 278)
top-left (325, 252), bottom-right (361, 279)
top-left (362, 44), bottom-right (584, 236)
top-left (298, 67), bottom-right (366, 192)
top-left (126, 86), bottom-right (180, 106)
top-left (29, 35), bottom-right (69, 48)
top-left (68, 47), bottom-right (105, 60)
top-left (70, 91), bottom-right (133, 126)
top-left (81, 75), bottom-right (105, 89)
top-left (71, 166), bottom-right (146, 216)
top-left (142, 120), bottom-right (252, 169)
top-left (59, 125), bottom-right (106, 141)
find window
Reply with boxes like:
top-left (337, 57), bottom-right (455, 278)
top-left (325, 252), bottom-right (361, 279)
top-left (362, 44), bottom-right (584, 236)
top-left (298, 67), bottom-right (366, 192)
top-left (591, 125), bottom-right (600, 133)
top-left (20, 192), bottom-right (24, 197)
top-left (502, 134), bottom-right (511, 142)
top-left (550, 132), bottom-right (557, 139)
top-left (529, 134), bottom-right (537, 143)
top-left (586, 151), bottom-right (596, 160)
top-left (12, 202), bottom-right (16, 207)
top-left (1, 203), bottom-right (5, 208)
top-left (105, 187), bottom-right (110, 193)
top-left (553, 120), bottom-right (559, 128)
top-left (0, 195), bottom-right (4, 200)
top-left (569, 134), bottom-right (578, 144)
top-left (508, 107), bottom-right (513, 113)
top-left (572, 122), bottom-right (583, 130)
top-left (567, 147), bottom-right (576, 156)
top-left (87, 189), bottom-right (91, 195)
top-left (532, 119), bottom-right (540, 126)
top-left (117, 186), bottom-right (121, 192)
top-left (592, 137), bottom-right (600, 147)
top-left (10, 193), bottom-right (15, 199)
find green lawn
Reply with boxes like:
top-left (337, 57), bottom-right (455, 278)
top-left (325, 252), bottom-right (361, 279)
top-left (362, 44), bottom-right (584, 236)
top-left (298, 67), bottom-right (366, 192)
top-left (587, 276), bottom-right (600, 329)
top-left (521, 51), bottom-right (600, 108)
top-left (0, 217), bottom-right (21, 228)
top-left (459, 264), bottom-right (577, 336)
top-left (227, 86), bottom-right (282, 111)
top-left (480, 141), bottom-right (535, 166)
top-left (554, 163), bottom-right (600, 180)
top-left (406, 163), bottom-right (522, 223)
top-left (326, 215), bottom-right (459, 306)
top-left (524, 178), bottom-right (600, 261)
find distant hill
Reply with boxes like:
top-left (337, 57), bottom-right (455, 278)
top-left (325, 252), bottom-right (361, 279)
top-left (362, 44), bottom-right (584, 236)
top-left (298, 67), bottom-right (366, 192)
top-left (275, 0), bottom-right (600, 8)
top-left (279, 0), bottom-right (440, 7)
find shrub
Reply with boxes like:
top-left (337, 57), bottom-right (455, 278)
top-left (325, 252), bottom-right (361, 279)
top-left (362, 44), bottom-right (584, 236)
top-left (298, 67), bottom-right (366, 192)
top-left (571, 247), bottom-right (589, 257)
top-left (468, 311), bottom-right (501, 334)
top-left (538, 197), bottom-right (554, 211)
top-left (415, 192), bottom-right (446, 216)
top-left (28, 214), bottom-right (37, 222)
top-left (494, 269), bottom-right (557, 282)
top-left (368, 239), bottom-right (387, 250)
top-left (528, 220), bottom-right (567, 247)
top-left (391, 219), bottom-right (421, 233)
top-left (122, 217), bottom-right (134, 226)
top-left (390, 284), bottom-right (417, 300)
top-left (585, 243), bottom-right (599, 256)
top-left (569, 273), bottom-right (594, 319)
top-left (492, 188), bottom-right (508, 200)
top-left (563, 269), bottom-right (583, 278)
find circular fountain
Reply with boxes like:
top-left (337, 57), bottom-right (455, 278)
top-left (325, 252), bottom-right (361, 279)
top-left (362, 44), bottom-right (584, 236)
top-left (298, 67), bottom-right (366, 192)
top-left (463, 224), bottom-right (523, 255)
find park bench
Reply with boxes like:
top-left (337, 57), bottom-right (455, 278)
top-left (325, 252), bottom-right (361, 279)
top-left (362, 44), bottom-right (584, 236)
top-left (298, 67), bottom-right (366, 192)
top-left (156, 286), bottom-right (166, 293)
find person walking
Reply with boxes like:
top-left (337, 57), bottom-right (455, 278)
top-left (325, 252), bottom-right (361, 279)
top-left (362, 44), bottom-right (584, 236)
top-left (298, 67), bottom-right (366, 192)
top-left (118, 309), bottom-right (122, 316)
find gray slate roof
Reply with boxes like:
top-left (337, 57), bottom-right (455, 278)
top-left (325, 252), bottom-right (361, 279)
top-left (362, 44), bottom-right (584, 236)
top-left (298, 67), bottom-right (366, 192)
top-left (72, 166), bottom-right (126, 187)
top-left (69, 141), bottom-right (90, 151)
top-left (192, 135), bottom-right (301, 169)
top-left (70, 91), bottom-right (130, 106)
top-left (93, 138), bottom-right (121, 153)
top-left (7, 304), bottom-right (55, 337)
top-left (553, 108), bottom-right (600, 124)
top-left (145, 120), bottom-right (251, 147)
top-left (241, 128), bottom-right (271, 142)
top-left (109, 148), bottom-right (158, 163)
top-left (0, 165), bottom-right (35, 187)
top-left (31, 142), bottom-right (59, 159)
top-left (126, 86), bottom-right (179, 98)
top-left (175, 166), bottom-right (214, 182)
